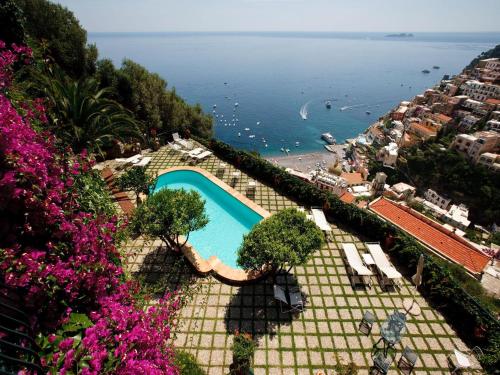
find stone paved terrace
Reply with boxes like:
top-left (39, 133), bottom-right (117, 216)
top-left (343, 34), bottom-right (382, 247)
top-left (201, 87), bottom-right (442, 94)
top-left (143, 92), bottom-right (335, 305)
top-left (119, 145), bottom-right (483, 375)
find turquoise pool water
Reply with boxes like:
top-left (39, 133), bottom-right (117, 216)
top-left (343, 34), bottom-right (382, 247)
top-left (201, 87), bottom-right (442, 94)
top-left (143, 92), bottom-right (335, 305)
top-left (154, 170), bottom-right (263, 269)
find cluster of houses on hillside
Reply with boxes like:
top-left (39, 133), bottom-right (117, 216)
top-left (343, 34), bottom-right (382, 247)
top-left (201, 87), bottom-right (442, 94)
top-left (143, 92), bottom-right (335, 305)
top-left (283, 58), bottom-right (500, 288)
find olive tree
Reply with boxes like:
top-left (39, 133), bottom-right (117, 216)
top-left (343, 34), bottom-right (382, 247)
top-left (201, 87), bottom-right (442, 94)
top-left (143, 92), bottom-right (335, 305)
top-left (131, 188), bottom-right (208, 250)
top-left (237, 208), bottom-right (324, 274)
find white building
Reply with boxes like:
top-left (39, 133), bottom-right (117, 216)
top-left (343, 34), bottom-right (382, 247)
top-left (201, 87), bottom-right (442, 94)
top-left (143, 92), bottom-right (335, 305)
top-left (313, 171), bottom-right (348, 196)
top-left (443, 204), bottom-right (471, 231)
top-left (461, 80), bottom-right (500, 102)
top-left (477, 152), bottom-right (500, 172)
top-left (459, 115), bottom-right (480, 130)
top-left (386, 182), bottom-right (416, 201)
top-left (451, 131), bottom-right (500, 161)
top-left (424, 189), bottom-right (451, 210)
top-left (377, 142), bottom-right (399, 167)
top-left (487, 119), bottom-right (500, 133)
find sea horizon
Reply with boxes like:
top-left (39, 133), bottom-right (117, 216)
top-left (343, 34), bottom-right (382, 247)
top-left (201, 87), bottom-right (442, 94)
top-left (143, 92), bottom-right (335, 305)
top-left (89, 31), bottom-right (499, 156)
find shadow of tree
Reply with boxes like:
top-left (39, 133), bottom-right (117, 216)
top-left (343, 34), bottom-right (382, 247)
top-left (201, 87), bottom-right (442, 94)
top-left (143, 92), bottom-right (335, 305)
top-left (224, 270), bottom-right (308, 344)
top-left (133, 243), bottom-right (201, 299)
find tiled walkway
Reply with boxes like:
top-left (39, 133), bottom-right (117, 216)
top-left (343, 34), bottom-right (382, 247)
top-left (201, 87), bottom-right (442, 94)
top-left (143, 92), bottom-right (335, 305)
top-left (120, 146), bottom-right (481, 375)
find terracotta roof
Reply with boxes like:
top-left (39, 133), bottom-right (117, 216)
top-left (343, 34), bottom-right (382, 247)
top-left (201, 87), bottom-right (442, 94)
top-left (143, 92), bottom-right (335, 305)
top-left (340, 172), bottom-right (364, 185)
top-left (435, 113), bottom-right (453, 123)
top-left (339, 191), bottom-right (356, 204)
top-left (410, 122), bottom-right (437, 136)
top-left (485, 98), bottom-right (500, 105)
top-left (369, 198), bottom-right (490, 275)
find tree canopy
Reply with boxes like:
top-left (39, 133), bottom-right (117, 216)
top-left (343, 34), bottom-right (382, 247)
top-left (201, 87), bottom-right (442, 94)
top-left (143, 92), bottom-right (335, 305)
top-left (0, 0), bottom-right (26, 46)
top-left (116, 167), bottom-right (157, 205)
top-left (96, 58), bottom-right (213, 140)
top-left (15, 0), bottom-right (95, 78)
top-left (131, 188), bottom-right (209, 249)
top-left (237, 208), bottom-right (325, 272)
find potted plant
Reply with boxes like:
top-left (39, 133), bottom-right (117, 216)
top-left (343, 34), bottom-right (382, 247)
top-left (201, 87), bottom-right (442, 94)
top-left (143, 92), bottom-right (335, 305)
top-left (230, 331), bottom-right (256, 375)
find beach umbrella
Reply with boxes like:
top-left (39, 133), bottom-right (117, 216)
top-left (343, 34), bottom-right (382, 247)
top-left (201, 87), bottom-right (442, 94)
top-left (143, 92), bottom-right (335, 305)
top-left (411, 254), bottom-right (424, 288)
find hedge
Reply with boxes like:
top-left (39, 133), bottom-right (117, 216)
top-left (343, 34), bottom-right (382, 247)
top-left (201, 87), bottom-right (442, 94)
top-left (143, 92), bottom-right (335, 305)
top-left (195, 137), bottom-right (500, 372)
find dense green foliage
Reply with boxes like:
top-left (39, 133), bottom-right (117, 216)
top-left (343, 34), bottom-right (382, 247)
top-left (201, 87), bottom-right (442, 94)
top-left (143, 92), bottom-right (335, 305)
top-left (131, 188), bottom-right (209, 248)
top-left (116, 167), bottom-right (157, 205)
top-left (0, 0), bottom-right (25, 45)
top-left (466, 44), bottom-right (500, 70)
top-left (34, 69), bottom-right (141, 155)
top-left (195, 137), bottom-right (500, 373)
top-left (9, 0), bottom-right (212, 156)
top-left (237, 208), bottom-right (324, 272)
top-left (15, 0), bottom-right (95, 78)
top-left (73, 168), bottom-right (116, 218)
top-left (369, 142), bottom-right (500, 225)
top-left (96, 58), bottom-right (213, 140)
top-left (174, 351), bottom-right (206, 375)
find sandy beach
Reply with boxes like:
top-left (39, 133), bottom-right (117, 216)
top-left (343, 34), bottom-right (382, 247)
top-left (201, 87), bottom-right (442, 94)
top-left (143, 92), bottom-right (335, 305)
top-left (265, 144), bottom-right (347, 173)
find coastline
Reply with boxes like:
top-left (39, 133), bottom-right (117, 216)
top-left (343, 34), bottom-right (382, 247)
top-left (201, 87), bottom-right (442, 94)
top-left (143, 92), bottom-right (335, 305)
top-left (264, 144), bottom-right (346, 173)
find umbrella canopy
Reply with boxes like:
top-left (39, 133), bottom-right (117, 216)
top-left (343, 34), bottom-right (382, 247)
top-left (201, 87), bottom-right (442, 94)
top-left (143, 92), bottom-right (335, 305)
top-left (411, 254), bottom-right (424, 288)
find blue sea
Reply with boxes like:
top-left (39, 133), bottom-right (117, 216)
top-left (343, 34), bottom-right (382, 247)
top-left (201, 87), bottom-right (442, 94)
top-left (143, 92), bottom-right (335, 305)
top-left (89, 32), bottom-right (499, 156)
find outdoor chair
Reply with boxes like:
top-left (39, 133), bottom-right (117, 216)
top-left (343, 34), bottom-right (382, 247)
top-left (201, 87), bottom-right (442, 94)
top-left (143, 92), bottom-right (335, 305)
top-left (365, 242), bottom-right (402, 290)
top-left (397, 346), bottom-right (418, 374)
top-left (359, 310), bottom-right (376, 335)
top-left (246, 180), bottom-right (256, 198)
top-left (447, 347), bottom-right (482, 373)
top-left (371, 351), bottom-right (392, 375)
top-left (132, 156), bottom-right (151, 168)
top-left (273, 284), bottom-right (304, 314)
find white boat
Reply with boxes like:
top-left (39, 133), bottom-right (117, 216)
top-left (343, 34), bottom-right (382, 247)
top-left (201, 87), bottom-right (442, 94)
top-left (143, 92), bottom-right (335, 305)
top-left (238, 132), bottom-right (241, 137)
top-left (235, 102), bottom-right (239, 107)
top-left (340, 106), bottom-right (348, 111)
top-left (256, 121), bottom-right (261, 125)
top-left (265, 144), bottom-right (268, 148)
top-left (280, 147), bottom-right (285, 152)
top-left (249, 135), bottom-right (255, 138)
top-left (324, 144), bottom-right (336, 153)
top-left (213, 104), bottom-right (217, 108)
top-left (295, 141), bottom-right (300, 147)
top-left (244, 128), bottom-right (250, 131)
top-left (321, 132), bottom-right (336, 145)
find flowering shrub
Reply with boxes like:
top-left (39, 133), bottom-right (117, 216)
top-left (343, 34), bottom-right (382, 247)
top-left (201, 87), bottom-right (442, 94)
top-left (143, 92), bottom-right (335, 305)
top-left (0, 42), bottom-right (180, 374)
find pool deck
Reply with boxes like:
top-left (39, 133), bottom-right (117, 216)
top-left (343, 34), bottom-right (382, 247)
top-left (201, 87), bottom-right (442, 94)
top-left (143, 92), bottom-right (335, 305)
top-left (158, 166), bottom-right (271, 283)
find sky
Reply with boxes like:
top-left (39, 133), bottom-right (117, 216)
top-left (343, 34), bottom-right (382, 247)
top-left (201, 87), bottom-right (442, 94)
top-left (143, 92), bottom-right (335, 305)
top-left (54, 0), bottom-right (500, 33)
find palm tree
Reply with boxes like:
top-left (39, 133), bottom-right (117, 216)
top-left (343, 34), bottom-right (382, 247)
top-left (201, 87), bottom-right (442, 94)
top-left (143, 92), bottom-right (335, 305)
top-left (34, 68), bottom-right (142, 155)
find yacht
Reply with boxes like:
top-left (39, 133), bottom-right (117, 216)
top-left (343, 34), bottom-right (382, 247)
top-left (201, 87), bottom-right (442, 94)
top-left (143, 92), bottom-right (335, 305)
top-left (321, 132), bottom-right (336, 145)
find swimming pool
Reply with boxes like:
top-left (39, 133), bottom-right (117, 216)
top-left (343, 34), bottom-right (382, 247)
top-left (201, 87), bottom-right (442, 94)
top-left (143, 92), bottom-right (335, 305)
top-left (154, 169), bottom-right (266, 270)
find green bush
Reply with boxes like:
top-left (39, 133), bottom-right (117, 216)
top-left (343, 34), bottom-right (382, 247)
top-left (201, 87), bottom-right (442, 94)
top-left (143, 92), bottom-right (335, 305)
top-left (196, 137), bottom-right (500, 373)
top-left (174, 351), bottom-right (206, 375)
top-left (231, 332), bottom-right (256, 374)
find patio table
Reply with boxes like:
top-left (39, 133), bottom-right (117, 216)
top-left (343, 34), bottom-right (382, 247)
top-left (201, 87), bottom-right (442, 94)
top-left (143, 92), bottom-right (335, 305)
top-left (375, 311), bottom-right (407, 356)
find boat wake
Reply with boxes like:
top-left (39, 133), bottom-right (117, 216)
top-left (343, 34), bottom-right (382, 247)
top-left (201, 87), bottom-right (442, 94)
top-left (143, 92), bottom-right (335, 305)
top-left (299, 101), bottom-right (310, 120)
top-left (340, 103), bottom-right (365, 111)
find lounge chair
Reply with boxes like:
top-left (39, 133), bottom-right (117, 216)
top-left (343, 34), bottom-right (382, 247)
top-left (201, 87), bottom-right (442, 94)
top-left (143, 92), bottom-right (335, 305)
top-left (365, 242), bottom-right (402, 290)
top-left (132, 156), bottom-right (152, 168)
top-left (341, 243), bottom-right (373, 288)
top-left (273, 284), bottom-right (304, 313)
top-left (216, 163), bottom-right (226, 178)
top-left (192, 150), bottom-right (212, 163)
top-left (172, 132), bottom-right (193, 150)
top-left (115, 154), bottom-right (142, 170)
top-left (188, 148), bottom-right (204, 157)
top-left (311, 207), bottom-right (332, 239)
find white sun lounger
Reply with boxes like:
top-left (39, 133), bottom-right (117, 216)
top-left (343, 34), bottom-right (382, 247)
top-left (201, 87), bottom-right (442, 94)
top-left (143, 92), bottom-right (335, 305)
top-left (192, 150), bottom-right (212, 162)
top-left (311, 208), bottom-right (332, 239)
top-left (341, 243), bottom-right (373, 288)
top-left (365, 242), bottom-right (402, 290)
top-left (132, 156), bottom-right (152, 168)
top-left (115, 154), bottom-right (142, 170)
top-left (188, 148), bottom-right (204, 157)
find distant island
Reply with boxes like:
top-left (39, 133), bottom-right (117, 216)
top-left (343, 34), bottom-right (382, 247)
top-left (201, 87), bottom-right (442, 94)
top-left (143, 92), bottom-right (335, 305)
top-left (385, 33), bottom-right (414, 38)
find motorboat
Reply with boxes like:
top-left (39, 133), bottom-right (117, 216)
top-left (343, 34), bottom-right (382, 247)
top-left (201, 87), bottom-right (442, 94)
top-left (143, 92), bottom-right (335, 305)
top-left (325, 101), bottom-right (332, 109)
top-left (321, 132), bottom-right (336, 145)
top-left (422, 69), bottom-right (430, 74)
